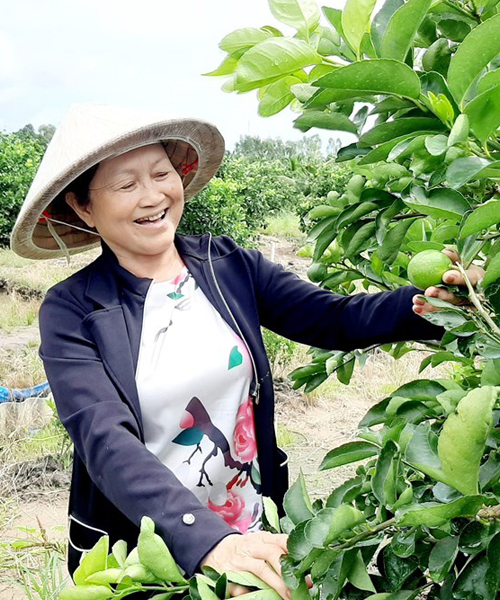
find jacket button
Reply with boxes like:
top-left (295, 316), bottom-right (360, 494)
top-left (182, 513), bottom-right (195, 525)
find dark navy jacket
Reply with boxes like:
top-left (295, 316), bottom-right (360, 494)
top-left (39, 233), bottom-right (442, 577)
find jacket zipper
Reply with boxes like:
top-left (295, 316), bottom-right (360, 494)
top-left (206, 233), bottom-right (261, 404)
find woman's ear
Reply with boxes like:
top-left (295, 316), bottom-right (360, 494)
top-left (65, 192), bottom-right (96, 228)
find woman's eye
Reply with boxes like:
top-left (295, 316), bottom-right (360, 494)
top-left (120, 182), bottom-right (135, 190)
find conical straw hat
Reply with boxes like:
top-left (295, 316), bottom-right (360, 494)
top-left (10, 103), bottom-right (225, 259)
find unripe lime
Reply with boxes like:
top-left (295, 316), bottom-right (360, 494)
top-left (307, 262), bottom-right (328, 283)
top-left (407, 250), bottom-right (453, 289)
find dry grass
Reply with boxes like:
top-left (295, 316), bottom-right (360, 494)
top-left (0, 342), bottom-right (46, 388)
top-left (0, 294), bottom-right (40, 332)
top-left (0, 248), bottom-right (100, 296)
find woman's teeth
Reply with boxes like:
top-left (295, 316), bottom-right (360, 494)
top-left (135, 210), bottom-right (166, 224)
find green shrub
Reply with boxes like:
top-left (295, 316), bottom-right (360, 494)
top-left (0, 134), bottom-right (45, 246)
top-left (178, 178), bottom-right (251, 246)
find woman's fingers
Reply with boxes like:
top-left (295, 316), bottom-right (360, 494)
top-left (228, 584), bottom-right (251, 597)
top-left (442, 265), bottom-right (484, 286)
top-left (201, 532), bottom-right (290, 600)
top-left (246, 558), bottom-right (290, 600)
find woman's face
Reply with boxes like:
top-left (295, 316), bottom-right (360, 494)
top-left (66, 143), bottom-right (184, 265)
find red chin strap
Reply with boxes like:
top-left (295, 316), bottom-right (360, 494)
top-left (39, 209), bottom-right (52, 223)
top-left (181, 157), bottom-right (198, 177)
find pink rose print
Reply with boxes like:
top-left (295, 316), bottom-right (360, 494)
top-left (208, 489), bottom-right (253, 533)
top-left (233, 397), bottom-right (257, 463)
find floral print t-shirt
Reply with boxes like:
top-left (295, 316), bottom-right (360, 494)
top-left (135, 266), bottom-right (262, 533)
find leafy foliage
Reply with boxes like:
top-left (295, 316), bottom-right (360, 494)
top-left (200, 0), bottom-right (500, 597)
top-left (0, 133), bottom-right (45, 245)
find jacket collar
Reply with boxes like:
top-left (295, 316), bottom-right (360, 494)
top-left (85, 235), bottom-right (210, 309)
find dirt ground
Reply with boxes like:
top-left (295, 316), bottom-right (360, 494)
top-left (0, 234), bottom-right (437, 596)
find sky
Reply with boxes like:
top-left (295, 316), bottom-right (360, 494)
top-left (0, 0), bottom-right (348, 150)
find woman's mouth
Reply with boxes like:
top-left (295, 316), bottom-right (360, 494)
top-left (134, 209), bottom-right (167, 226)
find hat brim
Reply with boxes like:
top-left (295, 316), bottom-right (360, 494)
top-left (11, 118), bottom-right (224, 260)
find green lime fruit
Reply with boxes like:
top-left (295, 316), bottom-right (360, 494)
top-left (407, 249), bottom-right (453, 289)
top-left (307, 262), bottom-right (328, 283)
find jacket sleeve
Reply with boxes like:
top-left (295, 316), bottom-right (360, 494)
top-left (241, 248), bottom-right (443, 350)
top-left (39, 288), bottom-right (236, 576)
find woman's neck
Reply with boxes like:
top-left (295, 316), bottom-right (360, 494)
top-left (109, 244), bottom-right (185, 282)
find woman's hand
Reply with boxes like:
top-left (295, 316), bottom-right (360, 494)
top-left (201, 532), bottom-right (290, 599)
top-left (412, 250), bottom-right (485, 316)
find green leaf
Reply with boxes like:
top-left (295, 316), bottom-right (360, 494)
top-left (336, 355), bottom-right (355, 384)
top-left (304, 505), bottom-right (365, 547)
top-left (197, 575), bottom-right (221, 600)
top-left (438, 386), bottom-right (497, 495)
top-left (448, 114), bottom-right (469, 146)
top-left (138, 517), bottom-right (186, 584)
top-left (405, 186), bottom-right (470, 221)
top-left (447, 157), bottom-right (500, 189)
top-left (464, 86), bottom-right (500, 142)
top-left (429, 537), bottom-right (459, 583)
top-left (380, 0), bottom-right (432, 61)
top-left (341, 0), bottom-right (377, 55)
top-left (377, 218), bottom-right (416, 264)
top-left (452, 554), bottom-right (496, 600)
top-left (326, 476), bottom-right (364, 508)
top-left (319, 441), bottom-right (379, 470)
top-left (284, 472), bottom-right (315, 525)
top-left (204, 55), bottom-right (238, 77)
top-left (234, 38), bottom-right (321, 92)
top-left (371, 0), bottom-right (404, 57)
top-left (478, 68), bottom-right (500, 95)
top-left (59, 586), bottom-right (115, 600)
top-left (112, 540), bottom-right (127, 568)
top-left (259, 76), bottom-right (301, 117)
top-left (460, 199), bottom-right (500, 238)
top-left (86, 569), bottom-right (123, 585)
top-left (226, 572), bottom-right (271, 589)
top-left (268, 0), bottom-right (320, 37)
top-left (447, 13), bottom-right (500, 106)
top-left (288, 522), bottom-right (314, 560)
top-left (322, 7), bottom-right (345, 37)
top-left (364, 592), bottom-right (422, 600)
top-left (395, 496), bottom-right (487, 527)
top-left (347, 551), bottom-right (376, 592)
top-left (360, 118), bottom-right (445, 147)
top-left (345, 221), bottom-right (377, 256)
top-left (405, 422), bottom-right (445, 482)
top-left (293, 111), bottom-right (358, 133)
top-left (425, 134), bottom-right (448, 156)
top-left (483, 252), bottom-right (500, 288)
top-left (371, 440), bottom-right (400, 508)
top-left (219, 28), bottom-right (273, 56)
top-left (313, 59), bottom-right (421, 99)
top-left (359, 398), bottom-right (391, 427)
top-left (73, 536), bottom-right (109, 586)
top-left (262, 497), bottom-right (281, 533)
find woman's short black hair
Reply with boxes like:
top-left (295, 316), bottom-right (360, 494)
top-left (65, 164), bottom-right (100, 207)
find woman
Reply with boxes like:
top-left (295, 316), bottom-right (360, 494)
top-left (11, 104), bottom-right (480, 598)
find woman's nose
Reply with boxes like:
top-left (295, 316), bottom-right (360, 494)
top-left (139, 180), bottom-right (166, 206)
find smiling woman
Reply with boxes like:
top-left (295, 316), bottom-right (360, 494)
top-left (10, 103), bottom-right (455, 599)
top-left (64, 144), bottom-right (186, 280)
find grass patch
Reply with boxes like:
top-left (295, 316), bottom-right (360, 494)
top-left (0, 294), bottom-right (40, 332)
top-left (0, 342), bottom-right (46, 388)
top-left (0, 247), bottom-right (99, 296)
top-left (259, 211), bottom-right (304, 239)
top-left (276, 423), bottom-right (306, 448)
